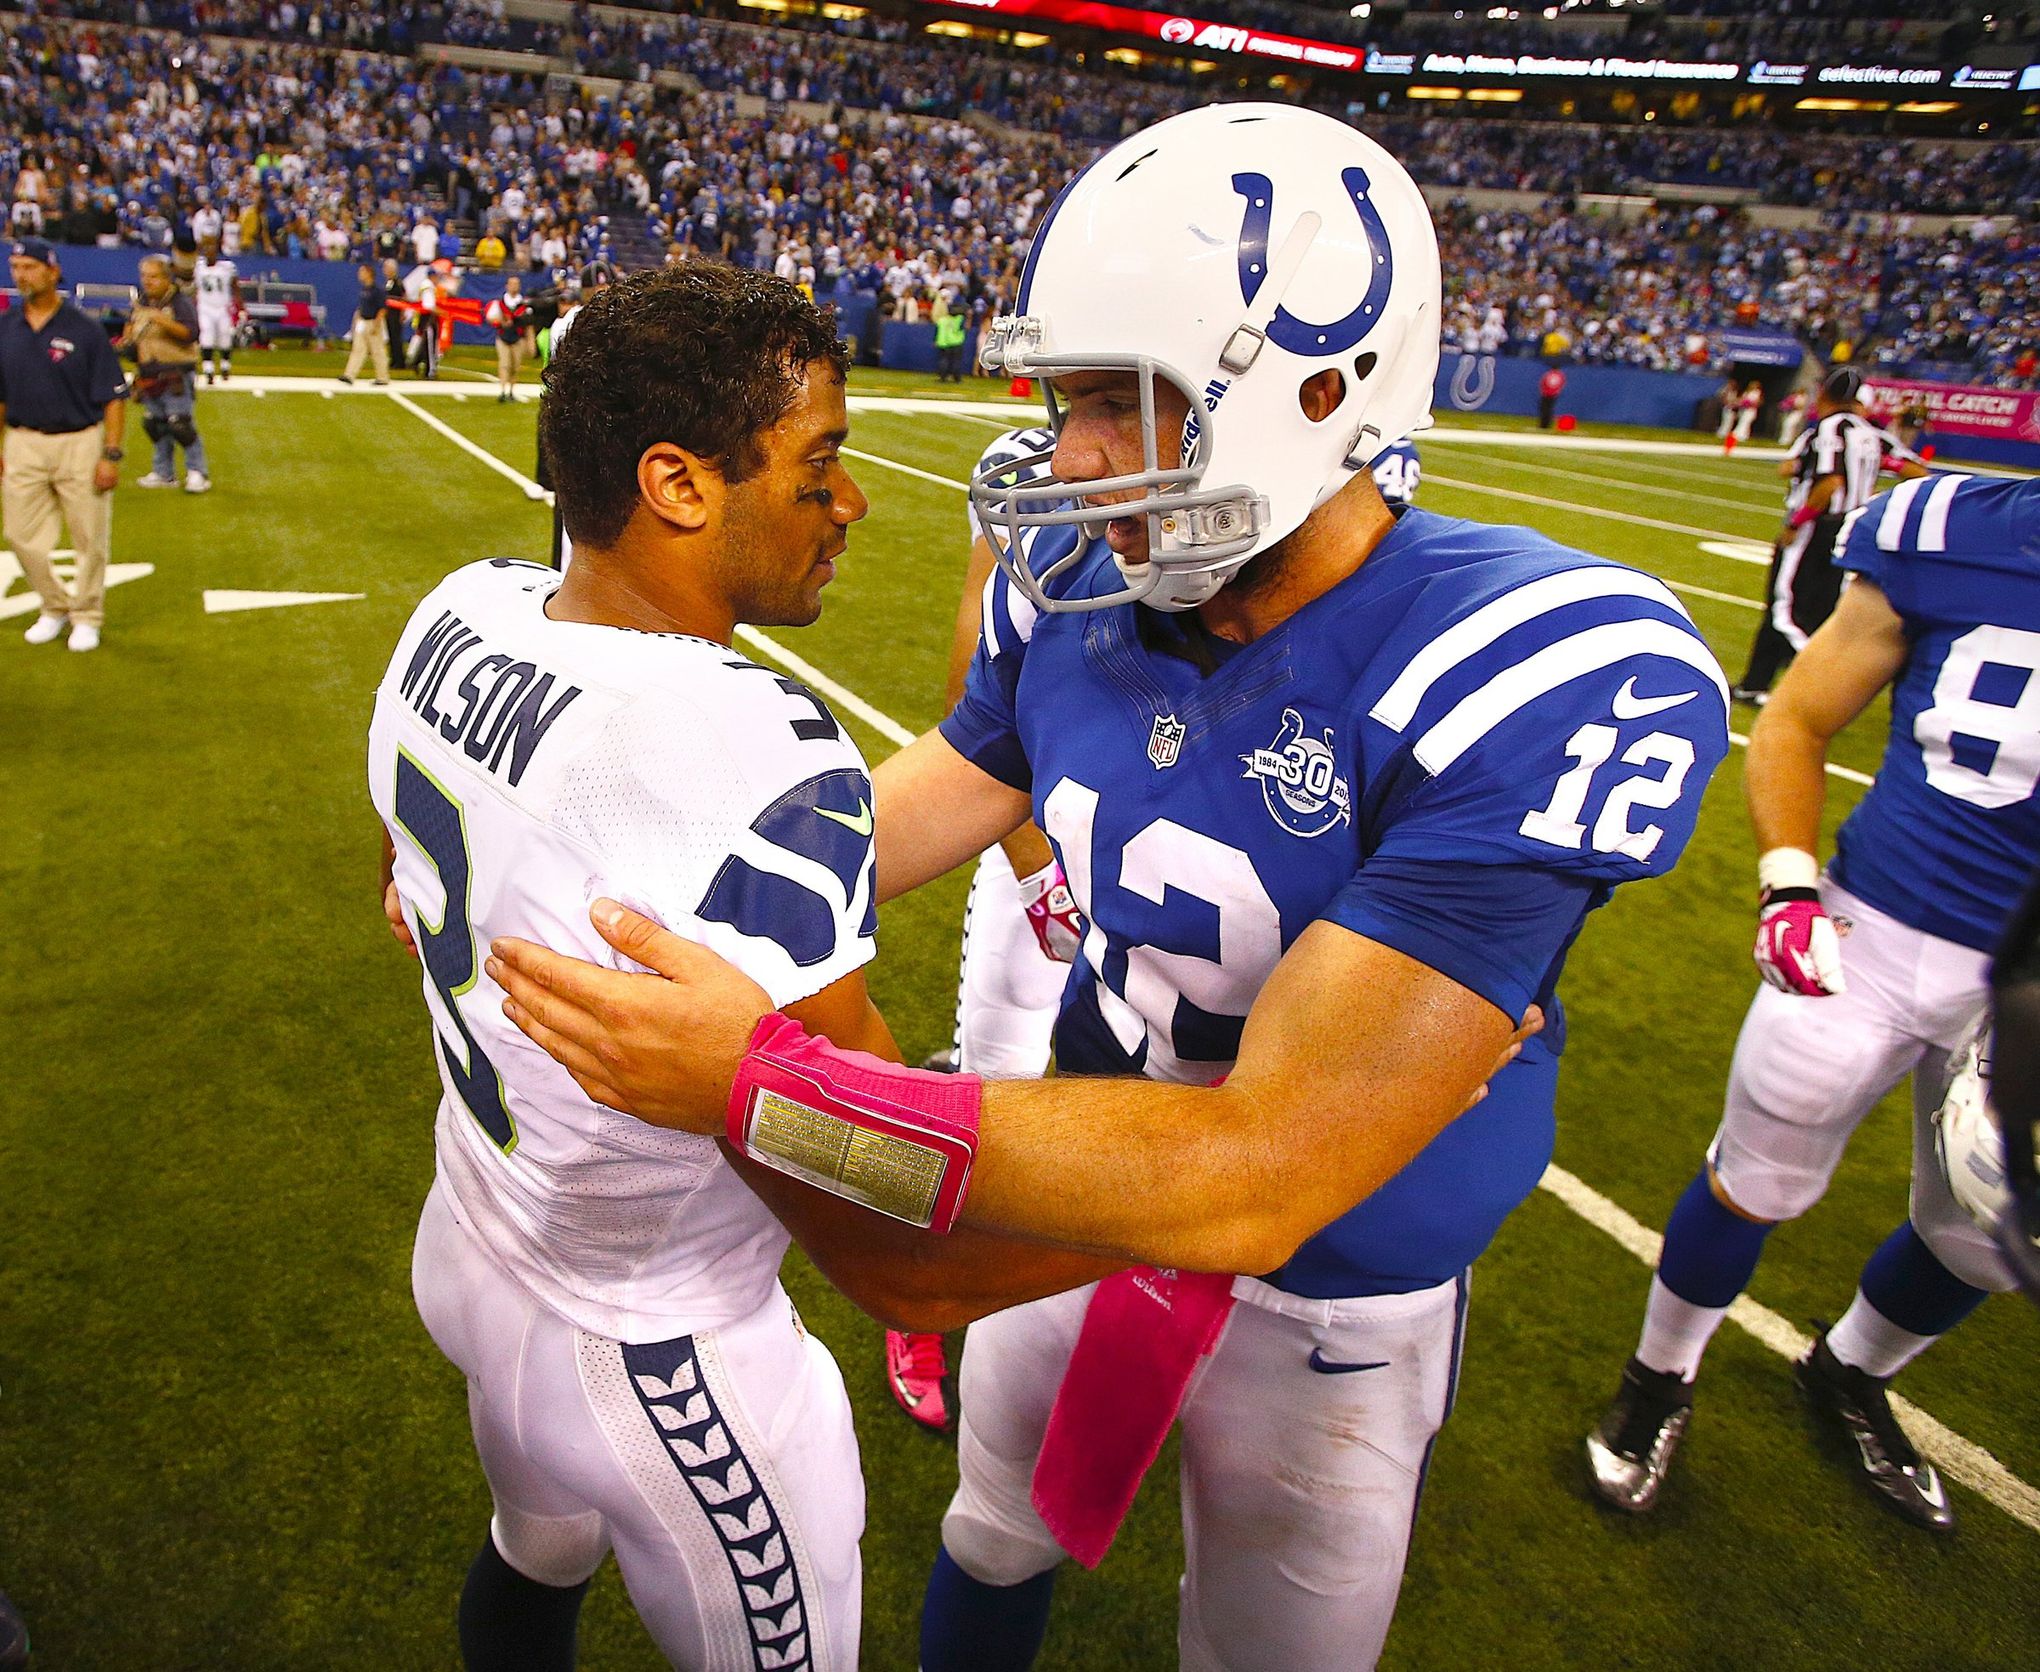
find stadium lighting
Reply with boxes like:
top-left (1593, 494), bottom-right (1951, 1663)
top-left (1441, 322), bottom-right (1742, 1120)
top-left (1349, 3), bottom-right (1371, 15)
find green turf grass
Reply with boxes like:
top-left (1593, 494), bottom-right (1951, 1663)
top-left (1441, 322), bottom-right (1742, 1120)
top-left (1, 385), bottom-right (2032, 1668)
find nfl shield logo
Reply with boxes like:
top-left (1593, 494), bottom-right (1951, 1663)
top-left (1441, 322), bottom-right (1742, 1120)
top-left (1148, 713), bottom-right (1186, 769)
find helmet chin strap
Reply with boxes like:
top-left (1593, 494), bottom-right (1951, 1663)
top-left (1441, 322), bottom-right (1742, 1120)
top-left (1218, 210), bottom-right (1322, 377)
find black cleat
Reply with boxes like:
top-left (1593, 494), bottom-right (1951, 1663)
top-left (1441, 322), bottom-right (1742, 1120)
top-left (919, 1048), bottom-right (960, 1074)
top-left (1586, 1357), bottom-right (1694, 1514)
top-left (1729, 685), bottom-right (1770, 707)
top-left (1795, 1335), bottom-right (1954, 1532)
top-left (0, 1586), bottom-right (29, 1670)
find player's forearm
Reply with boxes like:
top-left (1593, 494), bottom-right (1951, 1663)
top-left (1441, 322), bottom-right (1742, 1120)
top-left (873, 730), bottom-right (1030, 903)
top-left (998, 823), bottom-right (1054, 878)
top-left (963, 942), bottom-right (1516, 1272)
top-left (941, 536), bottom-right (1001, 712)
top-left (1743, 701), bottom-right (1829, 857)
top-left (101, 400), bottom-right (124, 449)
top-left (726, 1148), bottom-right (1120, 1331)
top-left (962, 1059), bottom-right (1492, 1275)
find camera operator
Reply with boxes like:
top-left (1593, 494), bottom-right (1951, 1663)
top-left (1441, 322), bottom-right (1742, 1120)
top-left (121, 254), bottom-right (210, 493)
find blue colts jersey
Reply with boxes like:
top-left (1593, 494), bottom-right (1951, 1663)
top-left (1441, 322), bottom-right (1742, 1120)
top-left (944, 509), bottom-right (1730, 1297)
top-left (1831, 473), bottom-right (2040, 952)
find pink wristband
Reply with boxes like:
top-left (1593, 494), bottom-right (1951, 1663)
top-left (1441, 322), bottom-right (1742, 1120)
top-left (727, 1013), bottom-right (983, 1232)
top-left (1789, 501), bottom-right (1821, 528)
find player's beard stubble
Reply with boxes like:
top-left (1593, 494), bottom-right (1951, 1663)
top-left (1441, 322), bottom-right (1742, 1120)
top-left (716, 479), bottom-right (844, 629)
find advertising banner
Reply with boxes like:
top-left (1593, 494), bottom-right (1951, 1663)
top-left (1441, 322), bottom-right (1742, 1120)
top-left (922, 0), bottom-right (1365, 71)
top-left (1863, 377), bottom-right (2040, 444)
top-left (919, 0), bottom-right (2032, 97)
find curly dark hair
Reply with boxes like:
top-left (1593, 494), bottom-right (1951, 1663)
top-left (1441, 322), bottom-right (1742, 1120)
top-left (539, 263), bottom-right (849, 549)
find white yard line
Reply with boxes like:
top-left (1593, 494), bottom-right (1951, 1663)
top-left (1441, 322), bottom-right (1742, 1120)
top-left (1424, 470), bottom-right (1759, 543)
top-left (1538, 1164), bottom-right (2039, 1533)
top-left (401, 405), bottom-right (2028, 1529)
top-left (731, 625), bottom-right (920, 749)
top-left (386, 390), bottom-right (552, 500)
top-left (1435, 455), bottom-right (1784, 521)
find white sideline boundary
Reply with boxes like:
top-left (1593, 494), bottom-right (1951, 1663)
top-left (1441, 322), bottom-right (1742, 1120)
top-left (1539, 1164), bottom-right (2040, 1534)
top-left (398, 398), bottom-right (2036, 1536)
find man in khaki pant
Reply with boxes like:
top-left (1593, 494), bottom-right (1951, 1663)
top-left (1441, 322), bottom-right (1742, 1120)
top-left (338, 261), bottom-right (391, 385)
top-left (0, 237), bottom-right (128, 652)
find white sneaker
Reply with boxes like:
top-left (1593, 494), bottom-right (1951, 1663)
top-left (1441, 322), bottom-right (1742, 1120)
top-left (136, 471), bottom-right (176, 488)
top-left (185, 471), bottom-right (212, 493)
top-left (23, 613), bottom-right (67, 645)
top-left (68, 623), bottom-right (100, 653)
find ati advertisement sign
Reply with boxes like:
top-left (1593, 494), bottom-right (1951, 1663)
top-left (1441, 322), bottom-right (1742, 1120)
top-left (924, 1), bottom-right (2034, 95)
top-left (1864, 377), bottom-right (2040, 444)
top-left (926, 0), bottom-right (1363, 69)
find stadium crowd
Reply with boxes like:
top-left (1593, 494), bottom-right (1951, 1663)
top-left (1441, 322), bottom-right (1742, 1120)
top-left (1, 3), bottom-right (2035, 385)
top-left (1436, 199), bottom-right (2040, 384)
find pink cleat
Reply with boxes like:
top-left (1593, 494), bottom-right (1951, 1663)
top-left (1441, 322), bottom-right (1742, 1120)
top-left (885, 1330), bottom-right (953, 1432)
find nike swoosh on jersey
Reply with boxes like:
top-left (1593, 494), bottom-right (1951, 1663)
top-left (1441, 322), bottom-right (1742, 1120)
top-left (1610, 677), bottom-right (1699, 721)
top-left (815, 799), bottom-right (874, 836)
top-left (1306, 1350), bottom-right (1392, 1376)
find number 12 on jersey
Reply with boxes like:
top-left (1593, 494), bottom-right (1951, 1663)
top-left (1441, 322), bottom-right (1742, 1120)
top-left (393, 750), bottom-right (518, 1153)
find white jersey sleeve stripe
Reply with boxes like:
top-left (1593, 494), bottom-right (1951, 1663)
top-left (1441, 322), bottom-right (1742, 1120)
top-left (1917, 472), bottom-right (1967, 553)
top-left (1413, 619), bottom-right (1728, 775)
top-left (1877, 477), bottom-right (1928, 551)
top-left (1371, 567), bottom-right (1689, 733)
top-left (981, 568), bottom-right (1006, 659)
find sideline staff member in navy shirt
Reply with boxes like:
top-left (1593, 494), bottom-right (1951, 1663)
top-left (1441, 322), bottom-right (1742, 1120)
top-left (1, 237), bottom-right (128, 652)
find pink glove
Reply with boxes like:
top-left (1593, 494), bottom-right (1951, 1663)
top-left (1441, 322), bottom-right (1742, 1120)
top-left (1753, 850), bottom-right (1845, 996)
top-left (1017, 858), bottom-right (1085, 964)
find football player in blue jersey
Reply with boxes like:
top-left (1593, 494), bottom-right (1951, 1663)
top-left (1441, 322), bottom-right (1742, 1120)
top-left (488, 103), bottom-right (1728, 1669)
top-left (1587, 472), bottom-right (2040, 1532)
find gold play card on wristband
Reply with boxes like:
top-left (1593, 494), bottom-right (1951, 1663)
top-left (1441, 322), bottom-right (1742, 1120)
top-left (746, 1088), bottom-right (947, 1227)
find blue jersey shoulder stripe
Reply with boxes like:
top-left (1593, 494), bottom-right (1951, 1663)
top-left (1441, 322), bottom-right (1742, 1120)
top-left (1410, 617), bottom-right (1727, 774)
top-left (1370, 566), bottom-right (1690, 734)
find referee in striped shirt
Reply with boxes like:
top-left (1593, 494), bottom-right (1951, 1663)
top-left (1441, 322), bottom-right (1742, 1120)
top-left (1733, 367), bottom-right (1929, 704)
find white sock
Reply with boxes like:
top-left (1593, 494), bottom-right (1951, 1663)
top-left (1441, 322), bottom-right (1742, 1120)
top-left (1825, 1290), bottom-right (1938, 1380)
top-left (1635, 1275), bottom-right (1728, 1381)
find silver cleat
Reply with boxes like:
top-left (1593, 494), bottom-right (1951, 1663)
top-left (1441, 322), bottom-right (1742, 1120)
top-left (1586, 1357), bottom-right (1694, 1514)
top-left (1796, 1336), bottom-right (1955, 1533)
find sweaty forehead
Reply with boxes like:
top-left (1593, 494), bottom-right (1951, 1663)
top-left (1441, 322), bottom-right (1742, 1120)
top-left (771, 358), bottom-right (849, 447)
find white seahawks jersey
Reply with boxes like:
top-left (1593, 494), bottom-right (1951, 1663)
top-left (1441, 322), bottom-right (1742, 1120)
top-left (368, 559), bottom-right (878, 1343)
top-left (194, 258), bottom-right (236, 311)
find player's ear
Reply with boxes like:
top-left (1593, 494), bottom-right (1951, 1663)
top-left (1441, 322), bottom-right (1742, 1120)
top-left (637, 442), bottom-right (714, 533)
top-left (1298, 368), bottom-right (1346, 423)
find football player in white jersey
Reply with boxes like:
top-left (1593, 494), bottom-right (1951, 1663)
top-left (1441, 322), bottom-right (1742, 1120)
top-left (371, 265), bottom-right (897, 1672)
top-left (377, 265), bottom-right (1116, 1671)
top-left (192, 253), bottom-right (237, 383)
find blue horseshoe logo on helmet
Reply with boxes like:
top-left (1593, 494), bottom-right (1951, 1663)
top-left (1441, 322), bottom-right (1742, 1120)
top-left (1232, 168), bottom-right (1394, 357)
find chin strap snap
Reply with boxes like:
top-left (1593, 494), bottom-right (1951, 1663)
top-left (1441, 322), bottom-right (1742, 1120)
top-left (1217, 210), bottom-right (1322, 376)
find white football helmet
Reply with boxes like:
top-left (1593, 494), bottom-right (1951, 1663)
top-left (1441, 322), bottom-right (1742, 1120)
top-left (1933, 1017), bottom-right (2010, 1234)
top-left (975, 102), bottom-right (1441, 614)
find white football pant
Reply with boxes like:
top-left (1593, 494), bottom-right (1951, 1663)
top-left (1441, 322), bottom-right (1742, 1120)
top-left (942, 1273), bottom-right (1467, 1672)
top-left (1709, 877), bottom-right (2015, 1291)
top-left (952, 845), bottom-right (1065, 1078)
top-left (412, 1181), bottom-right (864, 1669)
top-left (198, 308), bottom-right (234, 352)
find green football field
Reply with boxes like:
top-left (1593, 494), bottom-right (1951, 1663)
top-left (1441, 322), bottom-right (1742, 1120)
top-left (2, 350), bottom-right (2035, 1669)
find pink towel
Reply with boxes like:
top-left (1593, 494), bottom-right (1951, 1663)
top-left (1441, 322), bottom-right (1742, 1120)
top-left (1030, 1266), bottom-right (1237, 1568)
